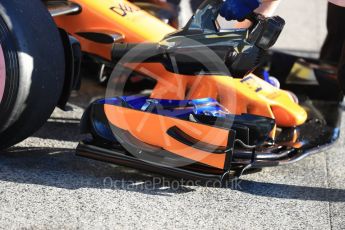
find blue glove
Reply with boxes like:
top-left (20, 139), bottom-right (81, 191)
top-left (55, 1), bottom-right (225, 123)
top-left (220, 0), bottom-right (261, 21)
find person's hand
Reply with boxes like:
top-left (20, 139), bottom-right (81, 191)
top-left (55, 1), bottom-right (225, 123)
top-left (220, 0), bottom-right (261, 21)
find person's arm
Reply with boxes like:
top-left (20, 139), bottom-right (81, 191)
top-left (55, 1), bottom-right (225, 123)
top-left (256, 0), bottom-right (280, 16)
top-left (235, 0), bottom-right (281, 28)
top-left (220, 0), bottom-right (281, 28)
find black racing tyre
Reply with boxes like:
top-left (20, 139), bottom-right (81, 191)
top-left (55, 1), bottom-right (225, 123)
top-left (0, 0), bottom-right (65, 149)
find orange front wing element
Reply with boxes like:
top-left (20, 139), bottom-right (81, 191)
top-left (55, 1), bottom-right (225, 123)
top-left (239, 75), bottom-right (307, 127)
top-left (131, 63), bottom-right (307, 129)
top-left (104, 104), bottom-right (232, 169)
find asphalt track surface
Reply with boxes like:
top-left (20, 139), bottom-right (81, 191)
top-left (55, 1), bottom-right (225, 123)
top-left (1, 0), bottom-right (345, 229)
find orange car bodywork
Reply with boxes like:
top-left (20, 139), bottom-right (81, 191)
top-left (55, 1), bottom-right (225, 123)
top-left (55, 0), bottom-right (307, 164)
top-left (126, 62), bottom-right (307, 127)
top-left (104, 104), bottom-right (231, 169)
top-left (54, 0), bottom-right (175, 60)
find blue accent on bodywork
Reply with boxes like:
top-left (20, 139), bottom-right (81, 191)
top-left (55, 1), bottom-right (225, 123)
top-left (96, 95), bottom-right (229, 120)
top-left (263, 70), bottom-right (270, 82)
top-left (93, 120), bottom-right (117, 142)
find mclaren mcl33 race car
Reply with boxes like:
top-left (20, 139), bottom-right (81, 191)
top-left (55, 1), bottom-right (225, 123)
top-left (77, 0), bottom-right (343, 182)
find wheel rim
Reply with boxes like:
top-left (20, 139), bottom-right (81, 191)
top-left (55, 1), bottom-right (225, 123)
top-left (0, 44), bottom-right (5, 103)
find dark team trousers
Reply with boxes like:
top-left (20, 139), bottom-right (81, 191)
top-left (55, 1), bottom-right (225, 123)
top-left (320, 2), bottom-right (345, 91)
top-left (339, 42), bottom-right (345, 92)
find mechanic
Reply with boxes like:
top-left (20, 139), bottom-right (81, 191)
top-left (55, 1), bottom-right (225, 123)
top-left (220, 0), bottom-right (345, 91)
top-left (320, 0), bottom-right (345, 90)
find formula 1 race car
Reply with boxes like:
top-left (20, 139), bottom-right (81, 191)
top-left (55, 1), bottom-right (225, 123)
top-left (76, 0), bottom-right (342, 182)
